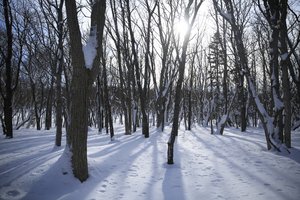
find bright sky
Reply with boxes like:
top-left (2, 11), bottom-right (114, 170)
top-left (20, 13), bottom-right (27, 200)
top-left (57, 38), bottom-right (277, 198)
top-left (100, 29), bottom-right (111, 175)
top-left (78, 0), bottom-right (214, 47)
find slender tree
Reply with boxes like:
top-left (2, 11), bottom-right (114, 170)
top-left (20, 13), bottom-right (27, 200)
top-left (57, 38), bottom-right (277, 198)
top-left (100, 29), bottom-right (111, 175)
top-left (167, 0), bottom-right (204, 164)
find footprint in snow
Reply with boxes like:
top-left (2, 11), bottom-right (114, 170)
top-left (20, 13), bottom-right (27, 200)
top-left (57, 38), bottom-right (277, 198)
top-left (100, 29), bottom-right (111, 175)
top-left (129, 173), bottom-right (138, 177)
top-left (98, 187), bottom-right (106, 193)
top-left (6, 190), bottom-right (20, 197)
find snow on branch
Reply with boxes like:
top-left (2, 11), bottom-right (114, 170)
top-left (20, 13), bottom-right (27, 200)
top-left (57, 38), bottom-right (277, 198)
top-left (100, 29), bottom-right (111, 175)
top-left (212, 0), bottom-right (233, 24)
top-left (83, 26), bottom-right (98, 69)
top-left (280, 52), bottom-right (288, 61)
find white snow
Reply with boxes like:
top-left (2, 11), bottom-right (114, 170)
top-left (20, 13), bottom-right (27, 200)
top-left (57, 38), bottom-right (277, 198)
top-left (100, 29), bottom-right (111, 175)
top-left (272, 88), bottom-right (284, 111)
top-left (83, 26), bottom-right (98, 69)
top-left (1, 124), bottom-right (300, 200)
top-left (220, 10), bottom-right (232, 23)
top-left (280, 53), bottom-right (288, 61)
top-left (215, 114), bottom-right (228, 134)
top-left (219, 114), bottom-right (227, 125)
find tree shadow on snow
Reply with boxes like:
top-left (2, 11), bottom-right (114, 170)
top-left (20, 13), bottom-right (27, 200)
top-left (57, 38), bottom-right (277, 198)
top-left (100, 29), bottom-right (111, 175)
top-left (162, 162), bottom-right (186, 200)
top-left (189, 128), bottom-right (297, 200)
top-left (21, 149), bottom-right (83, 200)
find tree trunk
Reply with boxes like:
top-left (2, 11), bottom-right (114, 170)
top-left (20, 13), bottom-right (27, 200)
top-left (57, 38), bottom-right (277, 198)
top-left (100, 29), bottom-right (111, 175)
top-left (239, 75), bottom-right (247, 132)
top-left (213, 0), bottom-right (280, 150)
top-left (2, 0), bottom-right (14, 138)
top-left (278, 0), bottom-right (291, 148)
top-left (102, 45), bottom-right (114, 140)
top-left (187, 65), bottom-right (193, 131)
top-left (125, 0), bottom-right (149, 138)
top-left (167, 0), bottom-right (203, 164)
top-left (110, 0), bottom-right (131, 135)
top-left (3, 98), bottom-right (13, 138)
top-left (45, 78), bottom-right (54, 130)
top-left (55, 0), bottom-right (64, 146)
top-left (65, 0), bottom-right (106, 182)
top-left (65, 0), bottom-right (88, 182)
top-left (97, 75), bottom-right (104, 133)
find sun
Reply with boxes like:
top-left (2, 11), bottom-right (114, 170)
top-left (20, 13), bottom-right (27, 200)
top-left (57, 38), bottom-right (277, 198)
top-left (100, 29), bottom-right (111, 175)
top-left (174, 19), bottom-right (189, 38)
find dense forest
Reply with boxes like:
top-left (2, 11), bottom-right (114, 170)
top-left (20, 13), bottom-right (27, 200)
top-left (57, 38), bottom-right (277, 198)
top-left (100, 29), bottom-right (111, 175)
top-left (1, 0), bottom-right (299, 182)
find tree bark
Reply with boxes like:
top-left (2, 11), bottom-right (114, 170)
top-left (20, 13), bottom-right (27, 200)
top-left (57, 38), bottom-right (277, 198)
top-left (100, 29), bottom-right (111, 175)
top-left (167, 0), bottom-right (203, 164)
top-left (45, 77), bottom-right (54, 130)
top-left (214, 0), bottom-right (281, 151)
top-left (65, 0), bottom-right (106, 182)
top-left (55, 0), bottom-right (64, 146)
top-left (109, 0), bottom-right (131, 135)
top-left (278, 0), bottom-right (291, 148)
top-left (102, 43), bottom-right (114, 140)
top-left (125, 0), bottom-right (149, 138)
top-left (2, 0), bottom-right (14, 138)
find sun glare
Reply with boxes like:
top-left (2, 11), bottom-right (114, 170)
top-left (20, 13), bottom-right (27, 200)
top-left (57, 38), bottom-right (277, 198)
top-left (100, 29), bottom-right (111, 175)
top-left (174, 20), bottom-right (189, 38)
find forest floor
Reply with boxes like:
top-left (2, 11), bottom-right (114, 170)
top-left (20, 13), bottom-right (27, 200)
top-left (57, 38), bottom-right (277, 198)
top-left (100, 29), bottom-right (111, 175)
top-left (0, 124), bottom-right (300, 200)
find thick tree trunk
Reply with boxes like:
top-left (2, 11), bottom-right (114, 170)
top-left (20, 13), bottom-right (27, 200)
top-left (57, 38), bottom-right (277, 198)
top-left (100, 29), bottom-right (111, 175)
top-left (65, 0), bottom-right (89, 182)
top-left (2, 0), bottom-right (14, 138)
top-left (65, 0), bottom-right (106, 182)
top-left (269, 6), bottom-right (284, 142)
top-left (279, 0), bottom-right (291, 148)
top-left (3, 98), bottom-right (13, 138)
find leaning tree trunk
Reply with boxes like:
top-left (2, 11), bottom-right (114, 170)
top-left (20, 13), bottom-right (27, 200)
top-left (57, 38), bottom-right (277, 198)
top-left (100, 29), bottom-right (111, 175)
top-left (213, 0), bottom-right (281, 151)
top-left (168, 0), bottom-right (204, 164)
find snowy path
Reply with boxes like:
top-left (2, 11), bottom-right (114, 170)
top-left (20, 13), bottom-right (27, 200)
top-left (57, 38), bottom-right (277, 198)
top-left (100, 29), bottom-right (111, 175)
top-left (0, 125), bottom-right (300, 200)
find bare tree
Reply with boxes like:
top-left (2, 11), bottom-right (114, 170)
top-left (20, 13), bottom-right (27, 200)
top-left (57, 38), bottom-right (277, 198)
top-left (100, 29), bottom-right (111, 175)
top-left (167, 0), bottom-right (204, 164)
top-left (0, 0), bottom-right (28, 138)
top-left (152, 1), bottom-right (178, 132)
top-left (65, 0), bottom-right (106, 182)
top-left (213, 0), bottom-right (290, 151)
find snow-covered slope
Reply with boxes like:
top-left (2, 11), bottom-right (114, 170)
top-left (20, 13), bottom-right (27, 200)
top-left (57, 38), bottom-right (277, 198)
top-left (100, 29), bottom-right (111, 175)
top-left (0, 125), bottom-right (299, 200)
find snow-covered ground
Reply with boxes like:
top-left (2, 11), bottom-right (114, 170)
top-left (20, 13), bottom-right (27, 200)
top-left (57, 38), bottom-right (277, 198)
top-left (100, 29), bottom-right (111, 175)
top-left (0, 124), bottom-right (300, 200)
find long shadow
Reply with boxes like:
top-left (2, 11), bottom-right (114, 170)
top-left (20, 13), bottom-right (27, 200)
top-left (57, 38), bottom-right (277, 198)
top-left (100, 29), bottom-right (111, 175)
top-left (21, 150), bottom-right (82, 200)
top-left (17, 127), bottom-right (156, 200)
top-left (99, 128), bottom-right (162, 198)
top-left (273, 147), bottom-right (300, 165)
top-left (146, 129), bottom-right (160, 199)
top-left (87, 125), bottom-right (126, 148)
top-left (190, 128), bottom-right (298, 200)
top-left (0, 130), bottom-right (65, 192)
top-left (0, 132), bottom-right (56, 156)
top-left (223, 128), bottom-right (300, 165)
top-left (162, 138), bottom-right (186, 200)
